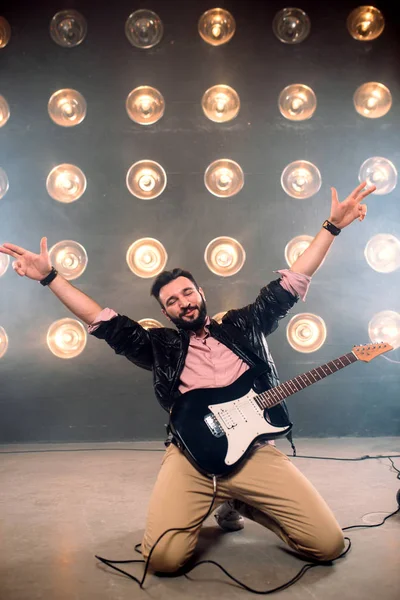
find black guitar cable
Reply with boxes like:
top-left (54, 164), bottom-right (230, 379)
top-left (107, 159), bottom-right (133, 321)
top-left (95, 475), bottom-right (219, 588)
top-left (94, 454), bottom-right (400, 594)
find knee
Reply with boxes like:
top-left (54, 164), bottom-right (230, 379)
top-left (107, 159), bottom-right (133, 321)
top-left (142, 538), bottom-right (192, 574)
top-left (311, 528), bottom-right (345, 562)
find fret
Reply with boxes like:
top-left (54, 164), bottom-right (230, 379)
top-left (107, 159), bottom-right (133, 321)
top-left (261, 392), bottom-right (272, 409)
top-left (311, 369), bottom-right (321, 380)
top-left (346, 352), bottom-right (358, 364)
top-left (333, 358), bottom-right (346, 369)
top-left (293, 377), bottom-right (306, 390)
top-left (341, 355), bottom-right (352, 365)
top-left (254, 394), bottom-right (265, 410)
top-left (290, 378), bottom-right (302, 392)
top-left (306, 370), bottom-right (317, 383)
top-left (269, 387), bottom-right (282, 404)
top-left (254, 350), bottom-right (358, 411)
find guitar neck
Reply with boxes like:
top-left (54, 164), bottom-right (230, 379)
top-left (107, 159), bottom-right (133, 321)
top-left (257, 351), bottom-right (358, 410)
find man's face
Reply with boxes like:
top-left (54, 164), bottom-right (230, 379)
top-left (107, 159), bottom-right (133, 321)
top-left (159, 276), bottom-right (207, 331)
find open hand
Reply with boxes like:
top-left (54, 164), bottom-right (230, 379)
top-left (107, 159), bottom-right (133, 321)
top-left (0, 238), bottom-right (52, 281)
top-left (329, 181), bottom-right (376, 230)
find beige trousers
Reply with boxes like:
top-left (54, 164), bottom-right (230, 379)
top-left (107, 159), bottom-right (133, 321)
top-left (142, 443), bottom-right (345, 573)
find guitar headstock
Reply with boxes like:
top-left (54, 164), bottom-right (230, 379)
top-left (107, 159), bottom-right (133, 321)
top-left (352, 342), bottom-right (393, 362)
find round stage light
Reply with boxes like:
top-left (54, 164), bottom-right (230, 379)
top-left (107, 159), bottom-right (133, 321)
top-left (205, 237), bottom-right (246, 277)
top-left (46, 164), bottom-right (87, 203)
top-left (126, 238), bottom-right (168, 278)
top-left (273, 8), bottom-right (310, 44)
top-left (50, 10), bottom-right (87, 47)
top-left (198, 8), bottom-right (235, 46)
top-left (125, 9), bottom-right (163, 49)
top-left (281, 160), bottom-right (321, 199)
top-left (126, 86), bottom-right (165, 125)
top-left (287, 313), bottom-right (327, 353)
top-left (47, 318), bottom-right (87, 359)
top-left (48, 89), bottom-right (87, 127)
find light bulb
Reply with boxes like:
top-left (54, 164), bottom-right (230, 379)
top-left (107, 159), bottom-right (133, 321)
top-left (278, 84), bottom-right (316, 120)
top-left (0, 326), bottom-right (8, 358)
top-left (48, 89), bottom-right (87, 126)
top-left (46, 164), bottom-right (87, 203)
top-left (49, 241), bottom-right (88, 280)
top-left (202, 85), bottom-right (240, 122)
top-left (284, 235), bottom-right (314, 267)
top-left (50, 10), bottom-right (87, 47)
top-left (273, 8), bottom-right (311, 44)
top-left (126, 86), bottom-right (165, 125)
top-left (198, 9), bottom-right (236, 46)
top-left (0, 95), bottom-right (10, 127)
top-left (281, 160), bottom-right (321, 199)
top-left (126, 160), bottom-right (167, 199)
top-left (358, 157), bottom-right (397, 195)
top-left (347, 6), bottom-right (384, 41)
top-left (0, 253), bottom-right (10, 277)
top-left (369, 311), bottom-right (400, 349)
top-left (0, 16), bottom-right (11, 48)
top-left (287, 313), bottom-right (327, 353)
top-left (212, 311), bottom-right (227, 324)
top-left (354, 82), bottom-right (391, 118)
top-left (47, 319), bottom-right (87, 358)
top-left (364, 234), bottom-right (400, 273)
top-left (138, 318), bottom-right (163, 330)
top-left (204, 159), bottom-right (244, 197)
top-left (125, 10), bottom-right (163, 49)
top-left (0, 167), bottom-right (9, 200)
top-left (205, 237), bottom-right (245, 277)
top-left (126, 238), bottom-right (167, 278)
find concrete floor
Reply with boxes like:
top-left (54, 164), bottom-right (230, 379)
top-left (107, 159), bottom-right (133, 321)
top-left (0, 438), bottom-right (399, 600)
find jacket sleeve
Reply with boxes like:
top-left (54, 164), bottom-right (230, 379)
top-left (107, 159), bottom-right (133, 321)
top-left (90, 314), bottom-right (154, 371)
top-left (222, 278), bottom-right (298, 339)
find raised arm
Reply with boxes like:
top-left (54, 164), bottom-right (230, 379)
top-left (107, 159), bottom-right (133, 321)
top-left (0, 237), bottom-right (102, 324)
top-left (290, 181), bottom-right (375, 277)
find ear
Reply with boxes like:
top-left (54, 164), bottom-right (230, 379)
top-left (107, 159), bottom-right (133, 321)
top-left (199, 286), bottom-right (205, 300)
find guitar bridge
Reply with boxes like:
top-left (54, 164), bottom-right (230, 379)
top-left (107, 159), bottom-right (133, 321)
top-left (204, 413), bottom-right (224, 438)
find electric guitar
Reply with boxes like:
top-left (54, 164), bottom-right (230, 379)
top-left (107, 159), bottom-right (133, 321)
top-left (169, 343), bottom-right (393, 477)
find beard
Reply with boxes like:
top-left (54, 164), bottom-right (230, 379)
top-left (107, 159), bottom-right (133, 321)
top-left (168, 295), bottom-right (208, 332)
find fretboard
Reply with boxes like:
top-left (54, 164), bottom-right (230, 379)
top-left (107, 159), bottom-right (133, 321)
top-left (255, 352), bottom-right (358, 410)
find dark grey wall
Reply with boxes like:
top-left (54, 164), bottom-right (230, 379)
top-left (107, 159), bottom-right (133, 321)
top-left (0, 0), bottom-right (399, 443)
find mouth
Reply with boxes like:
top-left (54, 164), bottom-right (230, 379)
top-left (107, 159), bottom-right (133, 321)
top-left (182, 308), bottom-right (196, 318)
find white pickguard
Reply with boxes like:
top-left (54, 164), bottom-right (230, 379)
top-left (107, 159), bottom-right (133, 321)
top-left (208, 390), bottom-right (288, 465)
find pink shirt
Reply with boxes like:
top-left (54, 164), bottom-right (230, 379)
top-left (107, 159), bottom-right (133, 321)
top-left (88, 269), bottom-right (311, 394)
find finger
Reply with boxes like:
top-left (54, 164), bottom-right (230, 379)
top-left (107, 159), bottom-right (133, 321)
top-left (0, 245), bottom-right (20, 259)
top-left (331, 187), bottom-right (339, 206)
top-left (357, 185), bottom-right (376, 202)
top-left (40, 237), bottom-right (48, 256)
top-left (12, 260), bottom-right (26, 276)
top-left (351, 181), bottom-right (368, 198)
top-left (357, 204), bottom-right (367, 221)
top-left (2, 242), bottom-right (25, 256)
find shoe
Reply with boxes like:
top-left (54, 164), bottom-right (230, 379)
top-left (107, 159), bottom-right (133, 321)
top-left (214, 499), bottom-right (245, 532)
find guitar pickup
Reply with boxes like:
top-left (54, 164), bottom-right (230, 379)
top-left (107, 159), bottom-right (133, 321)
top-left (217, 408), bottom-right (237, 430)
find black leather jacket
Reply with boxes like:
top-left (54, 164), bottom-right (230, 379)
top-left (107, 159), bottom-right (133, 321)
top-left (91, 278), bottom-right (298, 428)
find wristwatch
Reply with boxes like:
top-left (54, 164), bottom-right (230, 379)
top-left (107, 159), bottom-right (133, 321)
top-left (322, 220), bottom-right (341, 236)
top-left (40, 267), bottom-right (58, 286)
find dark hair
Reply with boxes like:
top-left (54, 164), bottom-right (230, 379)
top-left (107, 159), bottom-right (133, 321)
top-left (150, 268), bottom-right (200, 307)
